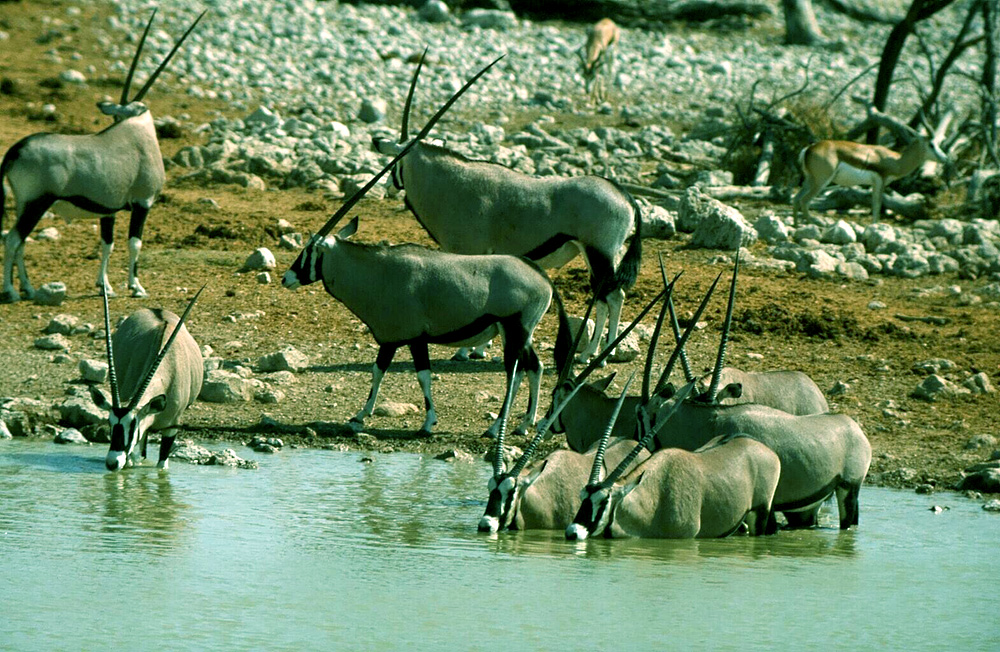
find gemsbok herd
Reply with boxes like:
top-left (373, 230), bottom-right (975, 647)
top-left (0, 10), bottom-right (896, 541)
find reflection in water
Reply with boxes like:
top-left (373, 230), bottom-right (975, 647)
top-left (2, 442), bottom-right (999, 652)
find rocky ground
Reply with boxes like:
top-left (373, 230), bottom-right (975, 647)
top-left (1, 0), bottom-right (998, 499)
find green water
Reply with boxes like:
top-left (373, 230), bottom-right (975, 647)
top-left (1, 441), bottom-right (997, 651)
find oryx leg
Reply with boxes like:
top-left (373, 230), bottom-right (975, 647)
top-left (127, 203), bottom-right (150, 297)
top-left (783, 508), bottom-right (820, 529)
top-left (744, 505), bottom-right (774, 536)
top-left (579, 299), bottom-right (609, 364)
top-left (2, 195), bottom-right (54, 302)
top-left (409, 341), bottom-right (438, 436)
top-left (97, 216), bottom-right (116, 297)
top-left (512, 345), bottom-right (543, 436)
top-left (158, 429), bottom-right (178, 470)
top-left (351, 344), bottom-right (396, 431)
top-left (485, 322), bottom-right (526, 438)
top-left (836, 482), bottom-right (861, 529)
top-left (452, 341), bottom-right (490, 362)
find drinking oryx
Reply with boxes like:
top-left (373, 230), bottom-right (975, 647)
top-left (283, 56), bottom-right (552, 438)
top-left (479, 369), bottom-right (650, 533)
top-left (0, 10), bottom-right (206, 303)
top-left (90, 287), bottom-right (205, 471)
top-left (371, 52), bottom-right (642, 364)
top-left (579, 18), bottom-right (620, 104)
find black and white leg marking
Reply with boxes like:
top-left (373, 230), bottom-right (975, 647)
top-left (409, 341), bottom-right (437, 435)
top-left (351, 344), bottom-right (397, 430)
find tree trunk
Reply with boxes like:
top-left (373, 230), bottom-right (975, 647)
top-left (983, 0), bottom-right (999, 164)
top-left (782, 0), bottom-right (825, 45)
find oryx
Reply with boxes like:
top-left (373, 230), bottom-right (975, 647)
top-left (90, 287), bottom-right (204, 471)
top-left (479, 369), bottom-right (649, 533)
top-left (371, 52), bottom-right (642, 364)
top-left (0, 10), bottom-right (205, 303)
top-left (284, 57), bottom-right (551, 438)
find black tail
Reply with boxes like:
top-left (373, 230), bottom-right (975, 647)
top-left (552, 288), bottom-right (573, 380)
top-left (610, 184), bottom-right (642, 295)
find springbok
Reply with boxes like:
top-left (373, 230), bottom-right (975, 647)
top-left (0, 10), bottom-right (205, 303)
top-left (371, 52), bottom-right (642, 364)
top-left (579, 18), bottom-right (619, 103)
top-left (792, 134), bottom-right (948, 225)
top-left (479, 370), bottom-right (650, 533)
top-left (90, 288), bottom-right (204, 471)
top-left (284, 57), bottom-right (553, 438)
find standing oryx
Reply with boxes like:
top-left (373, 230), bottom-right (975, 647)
top-left (284, 56), bottom-right (552, 438)
top-left (90, 288), bottom-right (205, 471)
top-left (792, 132), bottom-right (948, 225)
top-left (579, 18), bottom-right (619, 103)
top-left (372, 52), bottom-right (642, 364)
top-left (0, 10), bottom-right (205, 303)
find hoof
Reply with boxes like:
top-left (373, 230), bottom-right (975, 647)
top-left (0, 289), bottom-right (19, 304)
top-left (512, 426), bottom-right (528, 437)
top-left (416, 428), bottom-right (434, 438)
top-left (347, 418), bottom-right (365, 432)
top-left (468, 350), bottom-right (488, 360)
top-left (450, 350), bottom-right (470, 362)
top-left (481, 430), bottom-right (497, 440)
top-left (130, 286), bottom-right (148, 299)
top-left (97, 286), bottom-right (116, 298)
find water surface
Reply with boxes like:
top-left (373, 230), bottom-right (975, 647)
top-left (1, 441), bottom-right (997, 651)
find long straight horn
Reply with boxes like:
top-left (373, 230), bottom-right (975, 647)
top-left (127, 286), bottom-right (205, 411)
top-left (131, 10), bottom-right (207, 102)
top-left (315, 53), bottom-right (504, 239)
top-left (508, 376), bottom-right (588, 478)
top-left (707, 252), bottom-right (740, 403)
top-left (400, 48), bottom-right (427, 143)
top-left (121, 9), bottom-right (157, 105)
top-left (101, 289), bottom-right (121, 409)
top-left (556, 287), bottom-right (599, 385)
top-left (653, 271), bottom-right (723, 396)
top-left (660, 256), bottom-right (694, 384)
top-left (641, 259), bottom-right (680, 404)
top-left (586, 372), bottom-right (636, 486)
top-left (572, 284), bottom-right (669, 388)
top-left (492, 360), bottom-right (520, 477)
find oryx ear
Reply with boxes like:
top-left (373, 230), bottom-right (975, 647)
top-left (89, 386), bottom-right (111, 410)
top-left (588, 373), bottom-right (617, 394)
top-left (337, 216), bottom-right (359, 240)
top-left (145, 394), bottom-right (168, 415)
top-left (719, 382), bottom-right (743, 400)
top-left (654, 382), bottom-right (677, 400)
top-left (524, 459), bottom-right (548, 488)
top-left (621, 472), bottom-right (644, 498)
top-left (97, 101), bottom-right (118, 116)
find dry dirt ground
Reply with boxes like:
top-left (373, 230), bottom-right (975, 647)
top-left (1, 1), bottom-right (998, 494)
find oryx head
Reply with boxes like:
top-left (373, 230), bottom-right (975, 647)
top-left (478, 362), bottom-right (587, 533)
top-left (282, 220), bottom-right (358, 291)
top-left (90, 287), bottom-right (203, 471)
top-left (103, 9), bottom-right (206, 123)
top-left (566, 380), bottom-right (694, 541)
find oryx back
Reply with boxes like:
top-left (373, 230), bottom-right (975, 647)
top-left (113, 308), bottom-right (202, 429)
top-left (696, 368), bottom-right (829, 415)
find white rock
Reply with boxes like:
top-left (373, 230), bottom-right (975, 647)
top-left (34, 282), bottom-right (67, 307)
top-left (258, 346), bottom-right (310, 373)
top-left (78, 359), bottom-right (109, 384)
top-left (358, 98), bottom-right (387, 123)
top-left (199, 370), bottom-right (253, 403)
top-left (36, 227), bottom-right (60, 241)
top-left (910, 374), bottom-right (970, 401)
top-left (963, 372), bottom-right (995, 394)
top-left (256, 272), bottom-right (271, 285)
top-left (690, 200), bottom-right (756, 250)
top-left (0, 421), bottom-right (12, 439)
top-left (374, 402), bottom-right (419, 417)
top-left (754, 213), bottom-right (789, 244)
top-left (54, 428), bottom-right (88, 445)
top-left (823, 220), bottom-right (857, 245)
top-left (418, 0), bottom-right (451, 23)
top-left (44, 314), bottom-right (79, 335)
top-left (59, 69), bottom-right (87, 84)
top-left (34, 334), bottom-right (71, 351)
top-left (57, 396), bottom-right (106, 427)
top-left (241, 247), bottom-right (275, 272)
top-left (462, 9), bottom-right (517, 31)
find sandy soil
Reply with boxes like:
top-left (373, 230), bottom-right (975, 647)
top-left (1, 1), bottom-right (998, 493)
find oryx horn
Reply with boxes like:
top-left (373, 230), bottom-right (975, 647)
top-left (652, 271), bottom-right (723, 396)
top-left (126, 285), bottom-right (205, 411)
top-left (399, 48), bottom-right (428, 143)
top-left (507, 374), bottom-right (589, 478)
top-left (101, 288), bottom-right (121, 409)
top-left (492, 360), bottom-right (519, 478)
top-left (599, 380), bottom-right (695, 490)
top-left (131, 10), bottom-right (208, 102)
top-left (641, 258), bottom-right (680, 404)
top-left (555, 285), bottom-right (600, 385)
top-left (314, 53), bottom-right (505, 240)
top-left (707, 251), bottom-right (740, 403)
top-left (660, 255), bottom-right (694, 385)
top-left (586, 371), bottom-right (636, 486)
top-left (121, 9), bottom-right (157, 105)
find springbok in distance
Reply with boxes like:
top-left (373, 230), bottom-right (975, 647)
top-left (284, 57), bottom-right (553, 438)
top-left (372, 52), bottom-right (642, 364)
top-left (90, 287), bottom-right (204, 471)
top-left (579, 18), bottom-right (619, 103)
top-left (792, 132), bottom-right (948, 225)
top-left (0, 10), bottom-right (206, 303)
top-left (479, 369), bottom-right (650, 533)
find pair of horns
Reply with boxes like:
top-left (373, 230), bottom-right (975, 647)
top-left (103, 286), bottom-right (205, 412)
top-left (312, 51), bottom-right (504, 241)
top-left (121, 9), bottom-right (206, 106)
